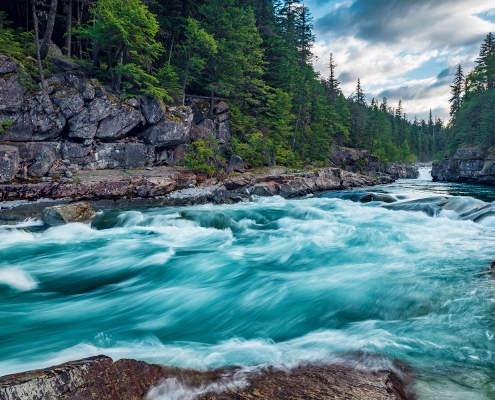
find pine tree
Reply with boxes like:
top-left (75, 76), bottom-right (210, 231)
top-left (325, 53), bottom-right (340, 104)
top-left (449, 65), bottom-right (464, 117)
top-left (353, 78), bottom-right (365, 105)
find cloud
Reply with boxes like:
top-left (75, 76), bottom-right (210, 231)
top-left (307, 0), bottom-right (495, 119)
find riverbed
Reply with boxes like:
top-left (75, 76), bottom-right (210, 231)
top-left (0, 168), bottom-right (494, 399)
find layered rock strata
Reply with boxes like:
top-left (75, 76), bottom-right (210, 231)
top-left (0, 355), bottom-right (413, 400)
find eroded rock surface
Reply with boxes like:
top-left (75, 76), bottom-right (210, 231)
top-left (0, 145), bottom-right (19, 183)
top-left (0, 355), bottom-right (413, 400)
top-left (41, 201), bottom-right (96, 226)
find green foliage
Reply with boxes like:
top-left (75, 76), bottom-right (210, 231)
top-left (229, 133), bottom-right (274, 167)
top-left (182, 137), bottom-right (219, 174)
top-left (0, 117), bottom-right (14, 134)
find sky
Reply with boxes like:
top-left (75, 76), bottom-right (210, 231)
top-left (305, 0), bottom-right (495, 121)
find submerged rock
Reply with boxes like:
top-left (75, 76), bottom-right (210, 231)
top-left (41, 202), bottom-right (97, 226)
top-left (0, 355), bottom-right (413, 400)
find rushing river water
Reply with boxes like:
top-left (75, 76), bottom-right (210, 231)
top-left (1, 168), bottom-right (495, 399)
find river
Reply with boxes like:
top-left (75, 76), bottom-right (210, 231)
top-left (0, 168), bottom-right (494, 399)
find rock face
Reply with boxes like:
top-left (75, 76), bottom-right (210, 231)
top-left (432, 147), bottom-right (495, 185)
top-left (0, 355), bottom-right (413, 400)
top-left (0, 145), bottom-right (19, 183)
top-left (41, 202), bottom-right (97, 226)
top-left (329, 145), bottom-right (419, 179)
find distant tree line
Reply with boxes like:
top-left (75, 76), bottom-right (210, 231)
top-left (0, 0), bottom-right (441, 164)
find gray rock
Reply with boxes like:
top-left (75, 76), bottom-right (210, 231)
top-left (51, 57), bottom-right (82, 73)
top-left (0, 145), bottom-right (19, 183)
top-left (52, 92), bottom-right (85, 119)
top-left (88, 97), bottom-right (117, 123)
top-left (214, 101), bottom-right (229, 115)
top-left (191, 119), bottom-right (215, 140)
top-left (140, 107), bottom-right (193, 147)
top-left (166, 144), bottom-right (189, 166)
top-left (84, 143), bottom-right (152, 169)
top-left (64, 170), bottom-right (73, 178)
top-left (64, 74), bottom-right (95, 101)
top-left (124, 143), bottom-right (154, 168)
top-left (0, 74), bottom-right (26, 112)
top-left (125, 98), bottom-right (139, 108)
top-left (140, 96), bottom-right (166, 124)
top-left (95, 107), bottom-right (145, 140)
top-left (166, 188), bottom-right (214, 205)
top-left (155, 148), bottom-right (170, 165)
top-left (61, 142), bottom-right (92, 164)
top-left (41, 202), bottom-right (97, 226)
top-left (228, 154), bottom-right (244, 172)
top-left (0, 54), bottom-right (18, 74)
top-left (217, 122), bottom-right (231, 143)
top-left (28, 144), bottom-right (57, 177)
top-left (215, 112), bottom-right (229, 123)
top-left (68, 109), bottom-right (98, 139)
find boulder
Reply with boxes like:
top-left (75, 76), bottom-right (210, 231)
top-left (216, 122), bottom-right (231, 143)
top-left (0, 74), bottom-right (26, 112)
top-left (95, 107), bottom-right (145, 140)
top-left (214, 101), bottom-right (229, 115)
top-left (0, 54), bottom-right (18, 74)
top-left (140, 96), bottom-right (166, 124)
top-left (68, 108), bottom-right (98, 139)
top-left (228, 154), bottom-right (244, 173)
top-left (61, 142), bottom-right (92, 164)
top-left (88, 97), bottom-right (118, 123)
top-left (64, 74), bottom-right (95, 101)
top-left (51, 57), bottom-right (82, 73)
top-left (52, 92), bottom-right (85, 119)
top-left (84, 143), bottom-right (152, 169)
top-left (0, 145), bottom-right (19, 183)
top-left (41, 202), bottom-right (97, 226)
top-left (140, 107), bottom-right (193, 147)
top-left (214, 112), bottom-right (229, 123)
top-left (28, 144), bottom-right (57, 177)
top-left (191, 119), bottom-right (215, 140)
top-left (166, 144), bottom-right (189, 166)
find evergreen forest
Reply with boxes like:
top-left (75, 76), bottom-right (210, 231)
top-left (3, 0), bottom-right (485, 166)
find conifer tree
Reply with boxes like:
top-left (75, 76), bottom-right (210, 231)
top-left (325, 53), bottom-right (340, 104)
top-left (353, 78), bottom-right (365, 105)
top-left (449, 65), bottom-right (464, 117)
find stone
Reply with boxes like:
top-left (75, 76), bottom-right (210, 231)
top-left (41, 202), bottom-right (97, 226)
top-left (214, 101), bottom-right (229, 115)
top-left (166, 144), bottom-right (189, 166)
top-left (228, 154), bottom-right (244, 173)
top-left (191, 119), bottom-right (215, 140)
top-left (214, 112), bottom-right (229, 123)
top-left (124, 143), bottom-right (154, 168)
top-left (137, 177), bottom-right (176, 197)
top-left (68, 108), bottom-right (98, 139)
top-left (359, 193), bottom-right (397, 203)
top-left (28, 144), bottom-right (57, 177)
top-left (216, 122), bottom-right (231, 143)
top-left (125, 98), bottom-right (139, 108)
top-left (140, 96), bottom-right (166, 124)
top-left (0, 74), bottom-right (26, 112)
top-left (140, 107), bottom-right (193, 147)
top-left (61, 142), bottom-right (92, 164)
top-left (51, 57), bottom-right (82, 73)
top-left (88, 97), bottom-right (117, 123)
top-left (52, 92), bottom-right (85, 119)
top-left (95, 107), bottom-right (145, 140)
top-left (64, 170), bottom-right (73, 178)
top-left (0, 145), bottom-right (19, 183)
top-left (0, 54), bottom-right (18, 74)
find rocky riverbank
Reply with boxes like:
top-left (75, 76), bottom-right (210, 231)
top-left (0, 355), bottom-right (414, 400)
top-left (431, 147), bottom-right (495, 185)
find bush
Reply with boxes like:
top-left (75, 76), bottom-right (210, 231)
top-left (182, 137), bottom-right (220, 174)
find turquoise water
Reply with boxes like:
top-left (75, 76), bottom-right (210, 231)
top-left (1, 168), bottom-right (495, 399)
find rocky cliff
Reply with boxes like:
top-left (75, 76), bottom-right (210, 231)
top-left (431, 147), bottom-right (495, 185)
top-left (0, 54), bottom-right (230, 183)
top-left (0, 355), bottom-right (413, 400)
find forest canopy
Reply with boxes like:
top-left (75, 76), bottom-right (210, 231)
top-left (0, 0), bottom-right (455, 165)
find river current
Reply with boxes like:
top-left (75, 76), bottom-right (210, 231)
top-left (1, 168), bottom-right (495, 399)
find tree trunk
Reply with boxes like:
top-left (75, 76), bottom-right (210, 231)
top-left (32, 0), bottom-right (46, 92)
top-left (40, 0), bottom-right (58, 60)
top-left (64, 0), bottom-right (72, 58)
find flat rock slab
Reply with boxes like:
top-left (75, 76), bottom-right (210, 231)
top-left (41, 202), bottom-right (97, 226)
top-left (0, 355), bottom-right (413, 400)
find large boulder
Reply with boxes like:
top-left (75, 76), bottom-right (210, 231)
top-left (216, 122), bottom-right (231, 143)
top-left (140, 96), bottom-right (166, 124)
top-left (140, 106), bottom-right (193, 147)
top-left (95, 107), bottom-right (145, 140)
top-left (191, 119), bottom-right (215, 140)
top-left (84, 143), bottom-right (153, 169)
top-left (61, 142), bottom-right (92, 164)
top-left (68, 108), bottom-right (98, 139)
top-left (0, 145), bottom-right (19, 183)
top-left (41, 202), bottom-right (97, 226)
top-left (0, 74), bottom-right (26, 113)
top-left (52, 92), bottom-right (85, 119)
top-left (27, 143), bottom-right (58, 177)
top-left (166, 144), bottom-right (189, 166)
top-left (228, 154), bottom-right (244, 173)
top-left (214, 101), bottom-right (229, 115)
top-left (0, 54), bottom-right (18, 74)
